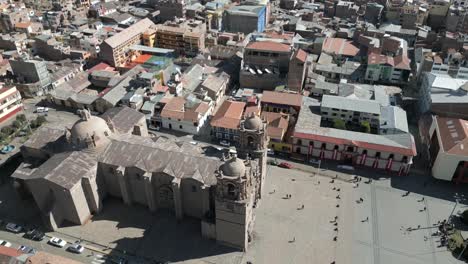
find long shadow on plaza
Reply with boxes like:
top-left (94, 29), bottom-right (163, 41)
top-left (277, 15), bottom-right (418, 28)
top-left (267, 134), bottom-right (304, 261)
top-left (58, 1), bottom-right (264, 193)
top-left (390, 173), bottom-right (468, 204)
top-left (91, 198), bottom-right (239, 263)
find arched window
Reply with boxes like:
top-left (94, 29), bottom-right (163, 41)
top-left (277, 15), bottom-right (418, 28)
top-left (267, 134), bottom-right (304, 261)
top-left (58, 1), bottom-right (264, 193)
top-left (227, 183), bottom-right (237, 199)
top-left (247, 136), bottom-right (255, 148)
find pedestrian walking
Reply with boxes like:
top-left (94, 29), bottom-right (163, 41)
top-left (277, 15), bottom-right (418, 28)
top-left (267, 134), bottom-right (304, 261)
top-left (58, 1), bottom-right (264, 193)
top-left (361, 217), bottom-right (369, 222)
top-left (336, 195), bottom-right (341, 199)
top-left (333, 236), bottom-right (337, 241)
top-left (330, 179), bottom-right (335, 183)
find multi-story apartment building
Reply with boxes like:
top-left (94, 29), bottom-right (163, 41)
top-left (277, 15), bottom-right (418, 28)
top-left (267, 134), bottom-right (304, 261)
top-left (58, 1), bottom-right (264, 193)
top-left (33, 35), bottom-right (71, 61)
top-left (99, 18), bottom-right (155, 67)
top-left (0, 8), bottom-right (30, 33)
top-left (385, 0), bottom-right (428, 29)
top-left (148, 0), bottom-right (186, 22)
top-left (416, 50), bottom-right (468, 81)
top-left (149, 20), bottom-right (206, 56)
top-left (240, 39), bottom-right (307, 91)
top-left (9, 59), bottom-right (52, 97)
top-left (0, 85), bottom-right (23, 124)
top-left (0, 33), bottom-right (27, 54)
top-left (223, 5), bottom-right (266, 34)
top-left (427, 0), bottom-right (450, 30)
top-left (446, 6), bottom-right (468, 34)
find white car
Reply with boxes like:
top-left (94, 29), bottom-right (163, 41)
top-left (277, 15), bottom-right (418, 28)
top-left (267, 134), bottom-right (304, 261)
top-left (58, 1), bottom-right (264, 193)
top-left (267, 149), bottom-right (275, 155)
top-left (5, 223), bottom-right (23, 233)
top-left (0, 240), bottom-right (11, 247)
top-left (35, 107), bottom-right (49, 113)
top-left (220, 140), bottom-right (230, 147)
top-left (48, 237), bottom-right (67, 248)
top-left (67, 243), bottom-right (84, 254)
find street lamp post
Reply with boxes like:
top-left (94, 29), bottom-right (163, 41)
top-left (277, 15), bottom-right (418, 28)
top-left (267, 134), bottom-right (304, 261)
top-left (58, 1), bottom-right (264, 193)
top-left (317, 159), bottom-right (321, 176)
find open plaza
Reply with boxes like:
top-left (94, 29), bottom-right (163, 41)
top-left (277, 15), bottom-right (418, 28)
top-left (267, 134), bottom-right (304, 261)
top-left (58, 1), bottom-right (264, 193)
top-left (1, 163), bottom-right (467, 264)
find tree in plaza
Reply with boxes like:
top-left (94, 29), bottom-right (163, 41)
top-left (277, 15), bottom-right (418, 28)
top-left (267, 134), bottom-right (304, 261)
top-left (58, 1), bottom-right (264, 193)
top-left (1, 126), bottom-right (14, 135)
top-left (16, 114), bottom-right (26, 123)
top-left (35, 116), bottom-right (47, 126)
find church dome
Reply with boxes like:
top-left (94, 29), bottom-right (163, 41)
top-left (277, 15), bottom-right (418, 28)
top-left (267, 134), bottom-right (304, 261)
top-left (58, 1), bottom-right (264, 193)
top-left (221, 157), bottom-right (246, 177)
top-left (70, 110), bottom-right (112, 149)
top-left (244, 114), bottom-right (263, 130)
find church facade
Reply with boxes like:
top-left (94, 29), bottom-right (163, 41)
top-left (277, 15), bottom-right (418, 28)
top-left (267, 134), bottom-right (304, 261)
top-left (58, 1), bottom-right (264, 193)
top-left (12, 107), bottom-right (268, 250)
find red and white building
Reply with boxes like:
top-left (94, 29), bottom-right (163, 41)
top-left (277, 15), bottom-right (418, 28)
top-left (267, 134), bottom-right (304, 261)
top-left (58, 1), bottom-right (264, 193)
top-left (292, 97), bottom-right (416, 175)
top-left (0, 85), bottom-right (23, 124)
top-left (420, 115), bottom-right (468, 183)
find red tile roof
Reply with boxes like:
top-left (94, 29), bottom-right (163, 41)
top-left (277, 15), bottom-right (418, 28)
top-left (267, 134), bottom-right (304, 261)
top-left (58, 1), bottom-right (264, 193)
top-left (322, 38), bottom-right (360, 57)
top-left (160, 97), bottom-right (210, 122)
top-left (15, 22), bottom-right (31, 29)
top-left (246, 41), bottom-right (291, 53)
top-left (436, 116), bottom-right (468, 156)
top-left (88, 62), bottom-right (114, 73)
top-left (368, 53), bottom-right (410, 70)
top-left (211, 100), bottom-right (246, 129)
top-left (264, 31), bottom-right (295, 41)
top-left (262, 111), bottom-right (289, 139)
top-left (244, 105), bottom-right (261, 117)
top-left (261, 91), bottom-right (302, 107)
top-left (295, 49), bottom-right (308, 63)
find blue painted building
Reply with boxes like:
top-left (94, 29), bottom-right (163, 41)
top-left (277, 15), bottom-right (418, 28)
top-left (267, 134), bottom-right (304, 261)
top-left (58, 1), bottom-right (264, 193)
top-left (223, 5), bottom-right (266, 34)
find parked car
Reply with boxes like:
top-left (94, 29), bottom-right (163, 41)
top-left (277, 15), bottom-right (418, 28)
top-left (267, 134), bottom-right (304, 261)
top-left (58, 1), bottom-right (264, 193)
top-left (24, 229), bottom-right (45, 241)
top-left (1, 145), bottom-right (16, 154)
top-left (67, 243), bottom-right (84, 254)
top-left (5, 223), bottom-right (23, 233)
top-left (18, 245), bottom-right (36, 254)
top-left (0, 240), bottom-right (11, 247)
top-left (48, 237), bottom-right (67, 248)
top-left (219, 140), bottom-right (230, 147)
top-left (267, 149), bottom-right (275, 155)
top-left (278, 162), bottom-right (293, 169)
top-left (35, 107), bottom-right (49, 113)
top-left (110, 256), bottom-right (128, 264)
top-left (337, 165), bottom-right (355, 171)
top-left (267, 159), bottom-right (278, 166)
